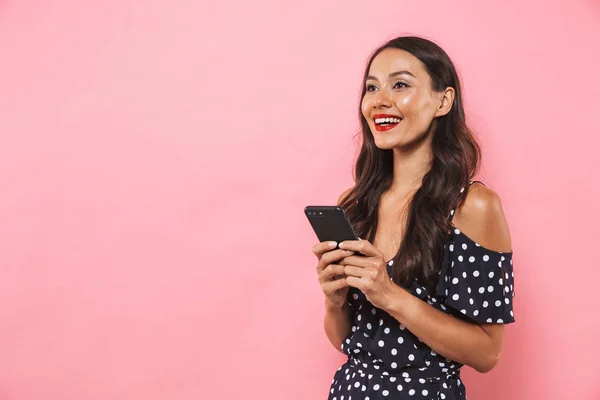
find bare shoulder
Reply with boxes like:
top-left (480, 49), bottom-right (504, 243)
top-left (337, 187), bottom-right (354, 206)
top-left (452, 182), bottom-right (512, 252)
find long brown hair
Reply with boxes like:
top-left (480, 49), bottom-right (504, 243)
top-left (339, 36), bottom-right (481, 293)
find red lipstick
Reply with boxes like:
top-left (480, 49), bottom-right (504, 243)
top-left (372, 114), bottom-right (402, 132)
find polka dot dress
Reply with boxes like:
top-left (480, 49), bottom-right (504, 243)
top-left (328, 182), bottom-right (516, 400)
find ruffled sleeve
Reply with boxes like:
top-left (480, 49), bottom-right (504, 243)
top-left (436, 229), bottom-right (516, 324)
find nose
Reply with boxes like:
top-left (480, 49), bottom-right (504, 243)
top-left (373, 90), bottom-right (392, 109)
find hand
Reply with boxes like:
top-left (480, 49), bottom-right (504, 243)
top-left (338, 239), bottom-right (397, 310)
top-left (312, 241), bottom-right (355, 309)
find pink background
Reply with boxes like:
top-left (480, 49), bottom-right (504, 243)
top-left (0, 0), bottom-right (599, 399)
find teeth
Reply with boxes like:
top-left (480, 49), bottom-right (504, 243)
top-left (375, 117), bottom-right (401, 125)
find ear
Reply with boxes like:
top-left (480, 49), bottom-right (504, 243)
top-left (434, 87), bottom-right (455, 118)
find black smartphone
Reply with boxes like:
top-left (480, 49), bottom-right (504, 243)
top-left (304, 206), bottom-right (359, 244)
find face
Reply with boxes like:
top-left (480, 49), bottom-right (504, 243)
top-left (361, 48), bottom-right (453, 150)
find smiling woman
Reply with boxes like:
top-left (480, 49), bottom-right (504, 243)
top-left (311, 36), bottom-right (515, 400)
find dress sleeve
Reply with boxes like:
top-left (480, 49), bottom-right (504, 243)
top-left (436, 229), bottom-right (516, 324)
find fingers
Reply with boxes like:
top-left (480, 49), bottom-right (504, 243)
top-left (321, 276), bottom-right (349, 294)
top-left (312, 241), bottom-right (338, 259)
top-left (345, 275), bottom-right (364, 291)
top-left (318, 264), bottom-right (345, 282)
top-left (321, 249), bottom-right (355, 267)
top-left (338, 239), bottom-right (382, 258)
top-left (343, 264), bottom-right (371, 279)
top-left (316, 249), bottom-right (355, 273)
top-left (339, 255), bottom-right (379, 268)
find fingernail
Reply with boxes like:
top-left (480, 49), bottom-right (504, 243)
top-left (329, 241), bottom-right (337, 248)
top-left (338, 242), bottom-right (344, 249)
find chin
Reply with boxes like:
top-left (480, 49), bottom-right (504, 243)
top-left (372, 128), bottom-right (431, 151)
top-left (372, 134), bottom-right (400, 150)
top-left (373, 141), bottom-right (396, 150)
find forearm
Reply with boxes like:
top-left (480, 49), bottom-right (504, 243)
top-left (383, 285), bottom-right (502, 373)
top-left (324, 302), bottom-right (352, 354)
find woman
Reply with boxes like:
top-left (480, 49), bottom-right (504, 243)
top-left (312, 36), bottom-right (515, 400)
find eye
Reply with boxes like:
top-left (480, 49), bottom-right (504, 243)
top-left (366, 84), bottom-right (378, 92)
top-left (393, 81), bottom-right (408, 89)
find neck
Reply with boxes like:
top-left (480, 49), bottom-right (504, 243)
top-left (388, 136), bottom-right (433, 197)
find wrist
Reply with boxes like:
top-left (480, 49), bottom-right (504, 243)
top-left (381, 283), bottom-right (409, 316)
top-left (325, 299), bottom-right (349, 313)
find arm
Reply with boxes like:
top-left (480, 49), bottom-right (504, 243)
top-left (384, 286), bottom-right (504, 372)
top-left (382, 184), bottom-right (511, 373)
top-left (322, 187), bottom-right (355, 353)
top-left (323, 302), bottom-right (351, 354)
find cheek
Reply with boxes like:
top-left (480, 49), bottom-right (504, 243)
top-left (360, 97), bottom-right (370, 118)
top-left (395, 93), bottom-right (438, 132)
top-left (399, 92), bottom-right (417, 107)
top-left (397, 92), bottom-right (434, 121)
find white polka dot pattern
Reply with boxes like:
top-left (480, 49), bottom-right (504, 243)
top-left (328, 181), bottom-right (515, 400)
top-left (436, 230), bottom-right (515, 324)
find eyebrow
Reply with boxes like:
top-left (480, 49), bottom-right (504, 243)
top-left (366, 70), bottom-right (416, 81)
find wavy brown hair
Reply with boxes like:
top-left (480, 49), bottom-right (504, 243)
top-left (339, 36), bottom-right (481, 294)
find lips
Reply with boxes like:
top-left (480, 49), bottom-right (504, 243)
top-left (372, 113), bottom-right (402, 132)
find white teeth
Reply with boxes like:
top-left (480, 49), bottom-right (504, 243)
top-left (375, 117), bottom-right (401, 125)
